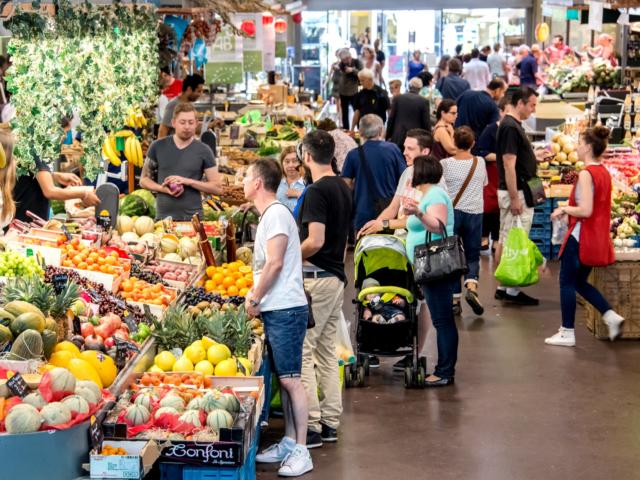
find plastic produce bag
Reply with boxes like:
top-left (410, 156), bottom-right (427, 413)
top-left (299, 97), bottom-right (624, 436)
top-left (495, 218), bottom-right (544, 287)
top-left (336, 311), bottom-right (355, 366)
top-left (552, 216), bottom-right (568, 245)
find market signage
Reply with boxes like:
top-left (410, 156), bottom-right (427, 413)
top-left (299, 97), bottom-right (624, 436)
top-left (205, 25), bottom-right (244, 84)
top-left (235, 13), bottom-right (264, 73)
top-left (160, 441), bottom-right (243, 467)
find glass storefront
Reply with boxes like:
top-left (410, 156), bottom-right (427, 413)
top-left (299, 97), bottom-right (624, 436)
top-left (301, 8), bottom-right (527, 96)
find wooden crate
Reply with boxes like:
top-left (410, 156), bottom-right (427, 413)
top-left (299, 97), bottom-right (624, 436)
top-left (585, 261), bottom-right (640, 339)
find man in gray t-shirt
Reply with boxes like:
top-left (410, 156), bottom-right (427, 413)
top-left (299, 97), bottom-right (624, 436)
top-left (141, 103), bottom-right (222, 221)
top-left (158, 74), bottom-right (205, 139)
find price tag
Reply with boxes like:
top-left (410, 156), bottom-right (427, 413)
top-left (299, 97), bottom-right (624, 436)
top-left (123, 310), bottom-right (138, 334)
top-left (61, 225), bottom-right (73, 241)
top-left (7, 372), bottom-right (29, 398)
top-left (87, 289), bottom-right (103, 304)
top-left (97, 210), bottom-right (112, 231)
top-left (89, 415), bottom-right (104, 451)
top-left (72, 315), bottom-right (81, 335)
top-left (230, 124), bottom-right (240, 140)
top-left (53, 273), bottom-right (68, 295)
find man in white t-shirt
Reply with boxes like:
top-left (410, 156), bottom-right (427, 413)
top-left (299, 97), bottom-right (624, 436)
top-left (463, 48), bottom-right (492, 91)
top-left (244, 159), bottom-right (313, 477)
top-left (358, 128), bottom-right (434, 372)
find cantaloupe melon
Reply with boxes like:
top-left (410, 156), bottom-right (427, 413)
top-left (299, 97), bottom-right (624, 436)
top-left (41, 402), bottom-right (72, 427)
top-left (5, 404), bottom-right (42, 434)
top-left (178, 410), bottom-right (202, 428)
top-left (125, 404), bottom-right (150, 426)
top-left (62, 395), bottom-right (90, 415)
top-left (159, 393), bottom-right (185, 411)
top-left (206, 409), bottom-right (233, 431)
top-left (23, 391), bottom-right (47, 409)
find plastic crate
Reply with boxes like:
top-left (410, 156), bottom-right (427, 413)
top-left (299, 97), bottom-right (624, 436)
top-left (533, 211), bottom-right (550, 224)
top-left (529, 225), bottom-right (552, 241)
top-left (159, 434), bottom-right (258, 480)
top-left (552, 197), bottom-right (568, 207)
top-left (535, 199), bottom-right (554, 213)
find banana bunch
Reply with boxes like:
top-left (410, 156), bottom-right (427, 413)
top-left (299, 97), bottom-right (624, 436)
top-left (102, 135), bottom-right (121, 166)
top-left (124, 135), bottom-right (144, 168)
top-left (124, 107), bottom-right (148, 129)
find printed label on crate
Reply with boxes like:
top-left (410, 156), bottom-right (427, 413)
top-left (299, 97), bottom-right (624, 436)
top-left (160, 441), bottom-right (242, 467)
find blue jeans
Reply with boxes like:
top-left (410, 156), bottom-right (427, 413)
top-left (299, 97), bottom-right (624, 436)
top-left (560, 236), bottom-right (611, 329)
top-left (453, 210), bottom-right (483, 295)
top-left (422, 277), bottom-right (458, 378)
top-left (262, 305), bottom-right (309, 378)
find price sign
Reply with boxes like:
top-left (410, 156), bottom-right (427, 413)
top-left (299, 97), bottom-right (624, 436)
top-left (97, 210), bottom-right (112, 231)
top-left (123, 310), bottom-right (137, 334)
top-left (115, 337), bottom-right (140, 354)
top-left (229, 125), bottom-right (240, 140)
top-left (7, 372), bottom-right (29, 398)
top-left (89, 415), bottom-right (104, 451)
top-left (72, 315), bottom-right (81, 335)
top-left (53, 273), bottom-right (68, 294)
top-left (61, 225), bottom-right (73, 241)
top-left (87, 289), bottom-right (103, 304)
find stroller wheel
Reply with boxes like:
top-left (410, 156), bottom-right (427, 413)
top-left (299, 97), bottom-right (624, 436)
top-left (355, 365), bottom-right (366, 387)
top-left (344, 364), bottom-right (353, 388)
top-left (417, 366), bottom-right (426, 388)
top-left (419, 356), bottom-right (427, 373)
top-left (363, 356), bottom-right (370, 376)
top-left (404, 367), bottom-right (413, 389)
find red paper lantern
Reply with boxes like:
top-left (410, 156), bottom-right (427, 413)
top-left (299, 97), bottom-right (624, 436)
top-left (240, 20), bottom-right (256, 37)
top-left (275, 18), bottom-right (287, 34)
top-left (262, 13), bottom-right (274, 26)
top-left (292, 12), bottom-right (303, 24)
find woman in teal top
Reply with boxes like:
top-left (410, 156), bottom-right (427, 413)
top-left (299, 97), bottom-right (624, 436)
top-left (403, 155), bottom-right (458, 387)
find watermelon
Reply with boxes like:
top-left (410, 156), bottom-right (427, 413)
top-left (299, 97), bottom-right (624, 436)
top-left (119, 195), bottom-right (148, 217)
top-left (130, 189), bottom-right (156, 218)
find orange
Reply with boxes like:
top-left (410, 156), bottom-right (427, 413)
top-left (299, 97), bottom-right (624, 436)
top-left (228, 262), bottom-right (240, 272)
top-left (222, 276), bottom-right (235, 289)
top-left (100, 265), bottom-right (109, 273)
top-left (227, 286), bottom-right (239, 296)
top-left (105, 256), bottom-right (117, 265)
top-left (239, 266), bottom-right (252, 274)
top-left (78, 262), bottom-right (88, 270)
top-left (88, 264), bottom-right (99, 271)
top-left (236, 278), bottom-right (248, 289)
top-left (62, 260), bottom-right (73, 268)
top-left (213, 273), bottom-right (224, 285)
top-left (97, 257), bottom-right (106, 265)
top-left (206, 266), bottom-right (217, 278)
top-left (239, 288), bottom-right (249, 297)
top-left (205, 280), bottom-right (216, 292)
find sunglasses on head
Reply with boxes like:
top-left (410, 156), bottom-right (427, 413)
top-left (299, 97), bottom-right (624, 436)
top-left (296, 141), bottom-right (304, 163)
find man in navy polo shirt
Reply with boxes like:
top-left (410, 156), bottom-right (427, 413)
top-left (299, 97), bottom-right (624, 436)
top-left (456, 78), bottom-right (507, 142)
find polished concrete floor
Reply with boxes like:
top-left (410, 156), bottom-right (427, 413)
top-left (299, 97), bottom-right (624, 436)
top-left (257, 257), bottom-right (640, 480)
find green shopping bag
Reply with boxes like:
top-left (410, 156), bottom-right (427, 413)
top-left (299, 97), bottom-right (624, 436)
top-left (495, 218), bottom-right (544, 287)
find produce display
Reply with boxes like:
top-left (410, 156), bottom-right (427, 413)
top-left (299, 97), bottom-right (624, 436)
top-left (60, 239), bottom-right (129, 275)
top-left (546, 59), bottom-right (621, 93)
top-left (119, 277), bottom-right (176, 307)
top-left (0, 251), bottom-right (44, 278)
top-left (200, 261), bottom-right (253, 297)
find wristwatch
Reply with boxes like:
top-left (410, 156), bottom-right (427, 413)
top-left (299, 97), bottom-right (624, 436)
top-left (249, 299), bottom-right (259, 308)
top-left (382, 219), bottom-right (390, 230)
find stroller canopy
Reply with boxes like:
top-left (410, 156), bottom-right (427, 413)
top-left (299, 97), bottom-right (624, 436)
top-left (354, 235), bottom-right (412, 286)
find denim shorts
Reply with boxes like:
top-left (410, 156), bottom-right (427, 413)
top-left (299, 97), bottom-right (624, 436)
top-left (262, 305), bottom-right (309, 378)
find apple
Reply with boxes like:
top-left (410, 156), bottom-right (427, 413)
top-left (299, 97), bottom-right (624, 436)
top-left (84, 334), bottom-right (105, 351)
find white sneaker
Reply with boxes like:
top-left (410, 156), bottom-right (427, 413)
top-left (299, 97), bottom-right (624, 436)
top-left (278, 444), bottom-right (313, 477)
top-left (545, 327), bottom-right (576, 347)
top-left (256, 437), bottom-right (295, 463)
top-left (603, 310), bottom-right (624, 341)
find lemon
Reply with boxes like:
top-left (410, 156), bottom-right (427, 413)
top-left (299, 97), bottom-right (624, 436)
top-left (201, 336), bottom-right (216, 350)
top-left (154, 351), bottom-right (177, 371)
top-left (194, 360), bottom-right (214, 376)
top-left (214, 358), bottom-right (238, 376)
top-left (184, 344), bottom-right (206, 364)
top-left (207, 344), bottom-right (231, 365)
top-left (148, 365), bottom-right (164, 373)
top-left (191, 340), bottom-right (204, 351)
top-left (237, 357), bottom-right (252, 376)
top-left (173, 355), bottom-right (194, 372)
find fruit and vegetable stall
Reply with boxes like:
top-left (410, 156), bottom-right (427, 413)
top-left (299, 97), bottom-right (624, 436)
top-left (0, 191), bottom-right (269, 480)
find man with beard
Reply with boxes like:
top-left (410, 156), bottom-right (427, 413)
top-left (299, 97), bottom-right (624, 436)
top-left (141, 103), bottom-right (222, 220)
top-left (158, 73), bottom-right (205, 139)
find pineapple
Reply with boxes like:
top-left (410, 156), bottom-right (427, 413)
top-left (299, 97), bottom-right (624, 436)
top-left (153, 305), bottom-right (201, 350)
top-left (1, 276), bottom-right (54, 314)
top-left (50, 281), bottom-right (80, 319)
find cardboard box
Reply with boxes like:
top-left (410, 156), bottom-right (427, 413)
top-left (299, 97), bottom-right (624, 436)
top-left (90, 440), bottom-right (161, 479)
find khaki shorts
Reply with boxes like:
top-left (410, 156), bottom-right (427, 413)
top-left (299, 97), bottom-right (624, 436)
top-left (498, 190), bottom-right (535, 243)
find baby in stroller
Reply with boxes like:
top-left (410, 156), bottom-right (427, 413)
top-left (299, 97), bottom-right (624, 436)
top-left (361, 278), bottom-right (407, 324)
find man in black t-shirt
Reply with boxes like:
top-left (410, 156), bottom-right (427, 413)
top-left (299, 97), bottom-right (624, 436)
top-left (297, 130), bottom-right (352, 448)
top-left (495, 86), bottom-right (546, 306)
top-left (351, 69), bottom-right (390, 131)
top-left (374, 39), bottom-right (386, 70)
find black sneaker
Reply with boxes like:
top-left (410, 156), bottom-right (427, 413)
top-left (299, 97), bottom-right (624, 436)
top-left (306, 430), bottom-right (323, 449)
top-left (465, 290), bottom-right (484, 315)
top-left (495, 289), bottom-right (507, 300)
top-left (392, 355), bottom-right (412, 372)
top-left (504, 291), bottom-right (539, 306)
top-left (368, 355), bottom-right (380, 368)
top-left (320, 423), bottom-right (338, 443)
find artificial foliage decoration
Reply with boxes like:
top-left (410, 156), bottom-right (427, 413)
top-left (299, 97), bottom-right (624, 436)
top-left (6, 0), bottom-right (159, 179)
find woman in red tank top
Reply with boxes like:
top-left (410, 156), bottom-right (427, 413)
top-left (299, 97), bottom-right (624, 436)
top-left (545, 126), bottom-right (624, 347)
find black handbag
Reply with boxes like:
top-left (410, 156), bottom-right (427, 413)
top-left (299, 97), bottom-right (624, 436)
top-left (522, 176), bottom-right (546, 208)
top-left (357, 146), bottom-right (393, 216)
top-left (413, 219), bottom-right (468, 285)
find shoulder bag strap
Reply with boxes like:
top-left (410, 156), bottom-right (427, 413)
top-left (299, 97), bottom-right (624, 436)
top-left (452, 157), bottom-right (478, 208)
top-left (357, 145), bottom-right (376, 188)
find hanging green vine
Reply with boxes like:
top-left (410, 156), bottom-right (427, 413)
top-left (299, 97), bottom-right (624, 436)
top-left (6, 0), bottom-right (159, 179)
